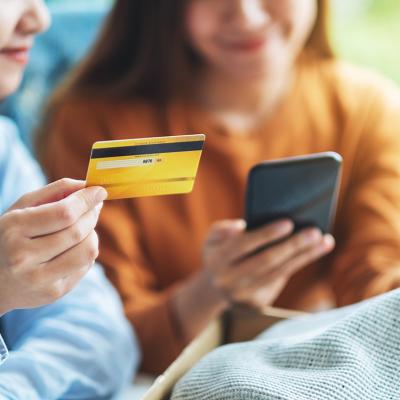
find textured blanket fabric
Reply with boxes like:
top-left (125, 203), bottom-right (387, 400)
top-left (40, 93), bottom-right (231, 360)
top-left (172, 290), bottom-right (400, 400)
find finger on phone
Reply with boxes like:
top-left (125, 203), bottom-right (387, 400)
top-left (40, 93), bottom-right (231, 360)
top-left (229, 228), bottom-right (324, 282)
top-left (206, 220), bottom-right (246, 245)
top-left (226, 219), bottom-right (294, 263)
top-left (19, 186), bottom-right (107, 237)
top-left (245, 233), bottom-right (335, 291)
top-left (31, 206), bottom-right (101, 263)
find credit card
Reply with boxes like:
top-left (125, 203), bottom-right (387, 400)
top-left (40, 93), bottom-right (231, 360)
top-left (86, 134), bottom-right (205, 200)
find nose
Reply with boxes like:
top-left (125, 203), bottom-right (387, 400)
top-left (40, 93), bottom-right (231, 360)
top-left (229, 0), bottom-right (271, 31)
top-left (17, 0), bottom-right (51, 36)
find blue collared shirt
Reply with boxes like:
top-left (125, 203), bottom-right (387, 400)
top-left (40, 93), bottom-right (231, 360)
top-left (0, 116), bottom-right (140, 399)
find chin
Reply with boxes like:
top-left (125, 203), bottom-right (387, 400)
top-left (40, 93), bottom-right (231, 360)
top-left (226, 53), bottom-right (291, 82)
top-left (0, 74), bottom-right (22, 99)
top-left (223, 63), bottom-right (278, 82)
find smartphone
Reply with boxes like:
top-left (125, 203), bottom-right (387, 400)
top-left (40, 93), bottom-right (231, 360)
top-left (245, 152), bottom-right (342, 233)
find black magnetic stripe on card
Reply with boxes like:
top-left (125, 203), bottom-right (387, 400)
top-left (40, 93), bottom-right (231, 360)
top-left (91, 140), bottom-right (204, 159)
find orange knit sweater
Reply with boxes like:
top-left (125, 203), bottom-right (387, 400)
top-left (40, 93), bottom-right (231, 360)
top-left (42, 57), bottom-right (400, 373)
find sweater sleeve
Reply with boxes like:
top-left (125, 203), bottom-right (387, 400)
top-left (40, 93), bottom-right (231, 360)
top-left (41, 101), bottom-right (189, 374)
top-left (329, 72), bottom-right (400, 306)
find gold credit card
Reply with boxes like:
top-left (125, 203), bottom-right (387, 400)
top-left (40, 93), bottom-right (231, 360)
top-left (85, 134), bottom-right (205, 200)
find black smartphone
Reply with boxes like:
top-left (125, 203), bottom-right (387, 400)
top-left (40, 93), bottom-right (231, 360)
top-left (245, 152), bottom-right (342, 233)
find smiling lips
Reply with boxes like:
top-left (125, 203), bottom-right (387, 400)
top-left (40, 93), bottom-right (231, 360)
top-left (226, 37), bottom-right (267, 52)
top-left (0, 47), bottom-right (31, 65)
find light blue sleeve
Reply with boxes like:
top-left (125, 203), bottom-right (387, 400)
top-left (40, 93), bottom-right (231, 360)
top-left (0, 265), bottom-right (140, 399)
top-left (0, 117), bottom-right (141, 398)
top-left (0, 116), bottom-right (46, 212)
top-left (0, 116), bottom-right (45, 368)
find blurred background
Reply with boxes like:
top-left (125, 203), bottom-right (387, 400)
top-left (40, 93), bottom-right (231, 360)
top-left (47, 0), bottom-right (400, 83)
top-left (2, 0), bottom-right (400, 149)
top-left (333, 0), bottom-right (400, 84)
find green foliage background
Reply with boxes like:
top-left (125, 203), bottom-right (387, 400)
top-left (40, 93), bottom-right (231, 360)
top-left (332, 0), bottom-right (400, 84)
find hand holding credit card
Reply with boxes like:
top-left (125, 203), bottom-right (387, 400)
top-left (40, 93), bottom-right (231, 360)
top-left (86, 134), bottom-right (205, 200)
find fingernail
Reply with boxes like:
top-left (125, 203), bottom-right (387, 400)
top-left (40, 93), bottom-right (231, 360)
top-left (232, 220), bottom-right (246, 230)
top-left (94, 187), bottom-right (108, 203)
top-left (304, 228), bottom-right (322, 243)
top-left (276, 220), bottom-right (294, 233)
top-left (322, 234), bottom-right (335, 250)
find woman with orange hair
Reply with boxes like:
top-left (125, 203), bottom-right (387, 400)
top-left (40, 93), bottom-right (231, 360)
top-left (40, 0), bottom-right (400, 373)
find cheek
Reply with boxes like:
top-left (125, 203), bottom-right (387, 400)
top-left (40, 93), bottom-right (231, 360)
top-left (185, 3), bottom-right (220, 59)
top-left (0, 1), bottom-right (20, 50)
top-left (0, 17), bottom-right (11, 49)
top-left (0, 14), bottom-right (23, 98)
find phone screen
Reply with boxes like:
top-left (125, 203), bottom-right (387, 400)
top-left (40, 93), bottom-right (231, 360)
top-left (245, 153), bottom-right (342, 233)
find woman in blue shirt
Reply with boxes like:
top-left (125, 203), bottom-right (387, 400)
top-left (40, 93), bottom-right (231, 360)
top-left (0, 1), bottom-right (139, 398)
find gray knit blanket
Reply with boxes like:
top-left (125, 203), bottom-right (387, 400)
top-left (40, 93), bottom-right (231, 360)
top-left (172, 289), bottom-right (400, 399)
